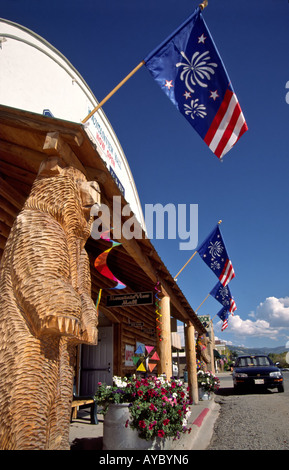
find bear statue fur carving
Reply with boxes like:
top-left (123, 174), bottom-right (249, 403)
top-left (197, 334), bottom-right (210, 364)
top-left (0, 157), bottom-right (100, 450)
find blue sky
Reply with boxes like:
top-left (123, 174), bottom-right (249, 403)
top-left (2, 0), bottom-right (289, 348)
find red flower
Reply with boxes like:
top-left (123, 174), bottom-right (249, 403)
top-left (157, 430), bottom-right (165, 438)
top-left (139, 420), bottom-right (146, 429)
top-left (163, 418), bottom-right (170, 426)
top-left (137, 390), bottom-right (143, 396)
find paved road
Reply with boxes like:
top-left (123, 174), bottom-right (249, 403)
top-left (207, 371), bottom-right (289, 450)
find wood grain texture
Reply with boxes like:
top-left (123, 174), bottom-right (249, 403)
top-left (0, 158), bottom-right (100, 449)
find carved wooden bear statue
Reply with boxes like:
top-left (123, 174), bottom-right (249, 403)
top-left (197, 334), bottom-right (211, 364)
top-left (0, 157), bottom-right (100, 450)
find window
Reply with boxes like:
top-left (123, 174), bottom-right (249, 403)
top-left (236, 356), bottom-right (271, 367)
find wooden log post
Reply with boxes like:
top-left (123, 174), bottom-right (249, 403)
top-left (185, 321), bottom-right (199, 404)
top-left (157, 291), bottom-right (172, 380)
top-left (208, 321), bottom-right (215, 374)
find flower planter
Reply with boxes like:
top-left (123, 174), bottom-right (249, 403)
top-left (198, 387), bottom-right (211, 401)
top-left (197, 370), bottom-right (219, 398)
top-left (103, 403), bottom-right (166, 450)
top-left (97, 375), bottom-right (192, 450)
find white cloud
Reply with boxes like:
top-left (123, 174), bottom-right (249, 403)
top-left (179, 297), bottom-right (289, 345)
top-left (215, 296), bottom-right (289, 342)
top-left (256, 296), bottom-right (289, 327)
top-left (228, 315), bottom-right (279, 339)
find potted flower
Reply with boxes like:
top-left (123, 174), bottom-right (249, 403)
top-left (95, 375), bottom-right (192, 450)
top-left (197, 370), bottom-right (220, 400)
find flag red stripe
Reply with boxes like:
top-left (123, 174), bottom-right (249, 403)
top-left (221, 321), bottom-right (228, 331)
top-left (219, 259), bottom-right (235, 286)
top-left (223, 264), bottom-right (234, 286)
top-left (219, 259), bottom-right (229, 285)
top-left (230, 299), bottom-right (237, 313)
top-left (214, 102), bottom-right (242, 158)
top-left (204, 88), bottom-right (234, 146)
top-left (238, 121), bottom-right (249, 140)
top-left (204, 89), bottom-right (248, 159)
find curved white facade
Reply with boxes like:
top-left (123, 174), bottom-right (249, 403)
top-left (0, 18), bottom-right (145, 229)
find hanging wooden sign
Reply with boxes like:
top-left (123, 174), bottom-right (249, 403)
top-left (106, 291), bottom-right (153, 307)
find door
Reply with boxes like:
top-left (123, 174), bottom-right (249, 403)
top-left (80, 326), bottom-right (113, 395)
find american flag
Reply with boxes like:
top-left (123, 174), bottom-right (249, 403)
top-left (198, 225), bottom-right (235, 287)
top-left (210, 281), bottom-right (237, 313)
top-left (217, 306), bottom-right (229, 331)
top-left (221, 320), bottom-right (229, 331)
top-left (144, 6), bottom-right (247, 159)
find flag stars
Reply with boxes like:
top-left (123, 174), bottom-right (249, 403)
top-left (210, 90), bottom-right (219, 101)
top-left (183, 90), bottom-right (191, 100)
top-left (164, 80), bottom-right (173, 90)
top-left (198, 33), bottom-right (207, 44)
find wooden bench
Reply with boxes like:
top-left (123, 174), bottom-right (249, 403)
top-left (71, 394), bottom-right (98, 424)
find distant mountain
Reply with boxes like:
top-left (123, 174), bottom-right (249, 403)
top-left (227, 345), bottom-right (287, 356)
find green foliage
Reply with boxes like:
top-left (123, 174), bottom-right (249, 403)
top-left (269, 352), bottom-right (289, 368)
top-left (94, 376), bottom-right (134, 413)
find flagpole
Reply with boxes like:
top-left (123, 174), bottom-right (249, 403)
top-left (82, 1), bottom-right (208, 125)
top-left (82, 60), bottom-right (145, 124)
top-left (174, 250), bottom-right (197, 280)
top-left (195, 293), bottom-right (210, 313)
top-left (174, 220), bottom-right (222, 281)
